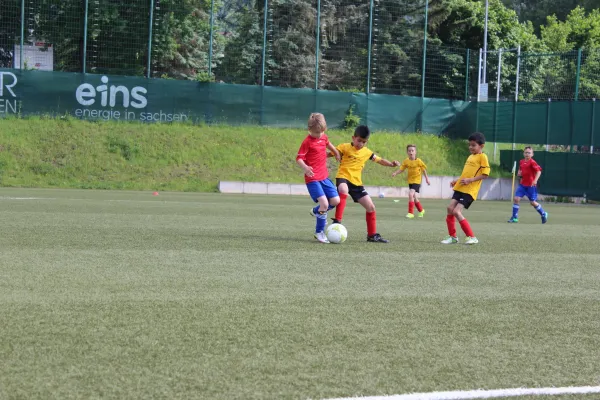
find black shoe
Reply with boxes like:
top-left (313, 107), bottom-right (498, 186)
top-left (331, 218), bottom-right (341, 224)
top-left (367, 233), bottom-right (389, 243)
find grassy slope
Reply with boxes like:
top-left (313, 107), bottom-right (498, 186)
top-left (0, 118), bottom-right (511, 192)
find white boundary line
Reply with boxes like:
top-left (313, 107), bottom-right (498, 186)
top-left (324, 386), bottom-right (600, 400)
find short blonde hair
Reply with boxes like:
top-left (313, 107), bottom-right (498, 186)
top-left (406, 144), bottom-right (416, 151)
top-left (308, 113), bottom-right (327, 134)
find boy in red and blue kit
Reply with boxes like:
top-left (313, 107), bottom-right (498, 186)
top-left (296, 113), bottom-right (341, 243)
top-left (508, 146), bottom-right (548, 224)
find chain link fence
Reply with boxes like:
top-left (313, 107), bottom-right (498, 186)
top-left (0, 0), bottom-right (598, 101)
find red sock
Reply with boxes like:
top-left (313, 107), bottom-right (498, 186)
top-left (446, 215), bottom-right (456, 237)
top-left (366, 211), bottom-right (377, 236)
top-left (335, 194), bottom-right (348, 221)
top-left (415, 202), bottom-right (423, 212)
top-left (459, 219), bottom-right (475, 237)
top-left (408, 201), bottom-right (415, 214)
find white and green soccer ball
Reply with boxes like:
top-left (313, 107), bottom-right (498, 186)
top-left (325, 223), bottom-right (348, 244)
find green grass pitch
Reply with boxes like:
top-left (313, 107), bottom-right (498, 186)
top-left (0, 188), bottom-right (599, 400)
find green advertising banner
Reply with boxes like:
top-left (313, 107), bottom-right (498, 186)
top-left (2, 69), bottom-right (598, 148)
top-left (0, 69), bottom-right (471, 134)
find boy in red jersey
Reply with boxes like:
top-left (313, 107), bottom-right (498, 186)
top-left (296, 113), bottom-right (341, 243)
top-left (507, 147), bottom-right (548, 224)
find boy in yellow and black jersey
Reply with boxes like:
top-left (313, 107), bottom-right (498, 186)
top-left (441, 132), bottom-right (490, 245)
top-left (329, 125), bottom-right (399, 243)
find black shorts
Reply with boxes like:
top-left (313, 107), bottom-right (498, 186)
top-left (336, 178), bottom-right (369, 203)
top-left (408, 183), bottom-right (421, 193)
top-left (452, 191), bottom-right (474, 209)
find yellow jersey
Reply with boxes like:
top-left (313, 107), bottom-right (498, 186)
top-left (335, 143), bottom-right (381, 186)
top-left (453, 153), bottom-right (491, 200)
top-left (400, 157), bottom-right (427, 184)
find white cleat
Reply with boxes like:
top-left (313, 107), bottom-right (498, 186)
top-left (314, 231), bottom-right (330, 244)
top-left (440, 236), bottom-right (459, 244)
top-left (465, 237), bottom-right (479, 245)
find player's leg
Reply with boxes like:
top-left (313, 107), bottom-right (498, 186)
top-left (306, 181), bottom-right (330, 243)
top-left (509, 185), bottom-right (525, 222)
top-left (441, 198), bottom-right (459, 244)
top-left (414, 187), bottom-right (424, 217)
top-left (333, 179), bottom-right (349, 223)
top-left (358, 194), bottom-right (389, 243)
top-left (528, 187), bottom-right (548, 223)
top-left (406, 188), bottom-right (415, 218)
top-left (452, 195), bottom-right (477, 244)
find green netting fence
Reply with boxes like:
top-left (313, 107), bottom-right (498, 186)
top-left (2, 0), bottom-right (598, 101)
top-left (500, 150), bottom-right (600, 200)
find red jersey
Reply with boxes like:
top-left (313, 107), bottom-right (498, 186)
top-left (296, 134), bottom-right (330, 183)
top-left (519, 158), bottom-right (542, 186)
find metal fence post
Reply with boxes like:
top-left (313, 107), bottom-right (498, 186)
top-left (493, 49), bottom-right (502, 161)
top-left (475, 49), bottom-right (482, 132)
top-left (315, 0), bottom-right (321, 90)
top-left (545, 98), bottom-right (551, 151)
top-left (83, 0), bottom-right (89, 73)
top-left (147, 0), bottom-right (154, 78)
top-left (464, 48), bottom-right (470, 101)
top-left (421, 0), bottom-right (428, 99)
top-left (261, 0), bottom-right (268, 85)
top-left (575, 48), bottom-right (582, 101)
top-left (366, 0), bottom-right (374, 94)
top-left (20, 0), bottom-right (24, 69)
top-left (591, 98), bottom-right (596, 154)
top-left (208, 0), bottom-right (215, 77)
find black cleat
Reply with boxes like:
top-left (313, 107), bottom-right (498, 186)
top-left (331, 218), bottom-right (341, 224)
top-left (367, 233), bottom-right (389, 243)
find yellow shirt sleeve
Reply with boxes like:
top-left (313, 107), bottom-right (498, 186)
top-left (419, 159), bottom-right (427, 170)
top-left (400, 159), bottom-right (409, 171)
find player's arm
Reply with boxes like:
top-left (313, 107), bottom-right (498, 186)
top-left (460, 174), bottom-right (489, 185)
top-left (423, 169), bottom-right (430, 185)
top-left (460, 156), bottom-right (490, 185)
top-left (327, 142), bottom-right (341, 162)
top-left (376, 157), bottom-right (399, 168)
top-left (296, 158), bottom-right (314, 177)
top-left (532, 170), bottom-right (542, 186)
top-left (296, 142), bottom-right (314, 177)
top-left (391, 160), bottom-right (407, 177)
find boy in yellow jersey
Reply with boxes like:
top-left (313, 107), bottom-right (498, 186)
top-left (391, 144), bottom-right (430, 218)
top-left (441, 132), bottom-right (490, 245)
top-left (329, 125), bottom-right (400, 243)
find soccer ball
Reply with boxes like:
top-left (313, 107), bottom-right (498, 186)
top-left (378, 193), bottom-right (385, 198)
top-left (326, 223), bottom-right (348, 244)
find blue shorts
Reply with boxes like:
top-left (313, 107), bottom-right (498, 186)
top-left (306, 179), bottom-right (338, 202)
top-left (515, 184), bottom-right (538, 201)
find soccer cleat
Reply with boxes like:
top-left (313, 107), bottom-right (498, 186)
top-left (309, 207), bottom-right (317, 217)
top-left (418, 210), bottom-right (425, 218)
top-left (541, 212), bottom-right (548, 224)
top-left (314, 231), bottom-right (330, 243)
top-left (507, 217), bottom-right (519, 223)
top-left (331, 218), bottom-right (341, 224)
top-left (405, 213), bottom-right (415, 219)
top-left (440, 236), bottom-right (459, 244)
top-left (367, 233), bottom-right (389, 243)
top-left (465, 237), bottom-right (479, 245)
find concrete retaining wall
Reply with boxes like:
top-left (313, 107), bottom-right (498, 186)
top-left (219, 176), bottom-right (517, 200)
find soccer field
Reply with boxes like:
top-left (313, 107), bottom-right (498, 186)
top-left (0, 188), bottom-right (599, 400)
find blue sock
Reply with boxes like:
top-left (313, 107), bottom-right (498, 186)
top-left (327, 204), bottom-right (335, 211)
top-left (512, 204), bottom-right (520, 218)
top-left (315, 212), bottom-right (327, 233)
top-left (535, 204), bottom-right (545, 216)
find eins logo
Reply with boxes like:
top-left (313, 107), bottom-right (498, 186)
top-left (76, 76), bottom-right (147, 109)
